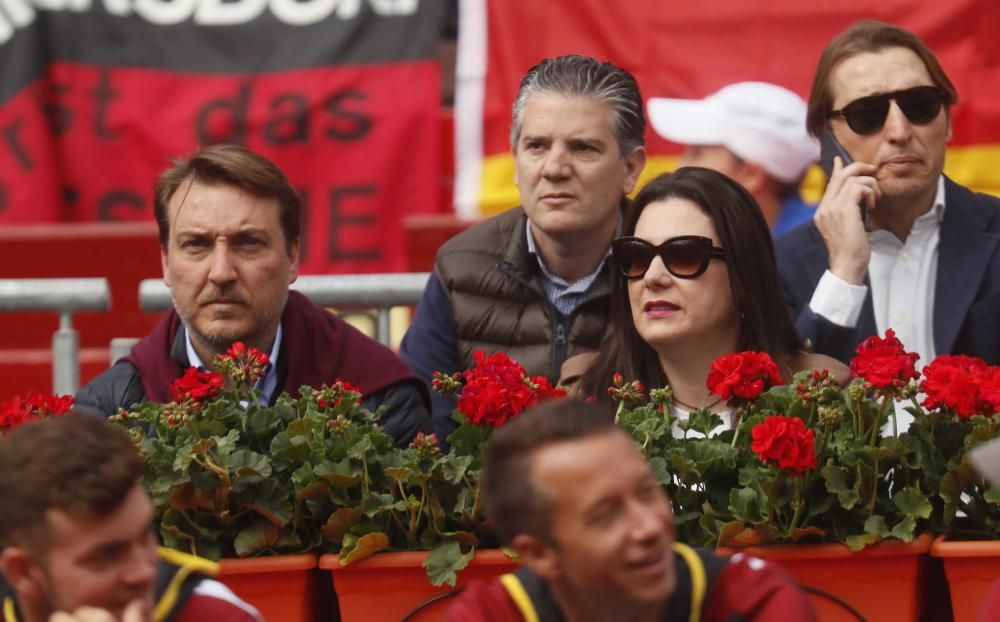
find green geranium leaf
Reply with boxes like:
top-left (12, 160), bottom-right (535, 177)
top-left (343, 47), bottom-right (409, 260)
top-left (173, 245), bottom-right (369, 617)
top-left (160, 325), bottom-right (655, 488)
top-left (889, 515), bottom-right (916, 541)
top-left (985, 489), bottom-right (1000, 504)
top-left (446, 423), bottom-right (489, 457)
top-left (287, 417), bottom-right (322, 437)
top-left (346, 435), bottom-right (376, 460)
top-left (234, 520), bottom-right (280, 557)
top-left (893, 487), bottom-right (932, 519)
top-left (845, 532), bottom-right (880, 552)
top-left (245, 480), bottom-right (294, 525)
top-left (423, 541), bottom-right (474, 587)
top-left (270, 432), bottom-right (311, 471)
top-left (863, 515), bottom-right (890, 538)
top-left (729, 487), bottom-right (767, 524)
top-left (314, 458), bottom-right (362, 488)
top-left (440, 455), bottom-right (475, 485)
top-left (648, 457), bottom-right (671, 486)
top-left (687, 409), bottom-right (724, 438)
top-left (821, 465), bottom-right (860, 510)
top-left (172, 440), bottom-right (196, 473)
top-left (227, 449), bottom-right (272, 480)
top-left (340, 532), bottom-right (390, 565)
top-left (214, 429), bottom-right (241, 457)
top-left (361, 491), bottom-right (404, 517)
top-left (244, 408), bottom-right (284, 441)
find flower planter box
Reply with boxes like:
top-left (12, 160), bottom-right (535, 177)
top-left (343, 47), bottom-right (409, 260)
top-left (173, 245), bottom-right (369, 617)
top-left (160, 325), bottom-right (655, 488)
top-left (320, 550), bottom-right (518, 622)
top-left (217, 554), bottom-right (318, 622)
top-left (720, 534), bottom-right (932, 622)
top-left (930, 535), bottom-right (1000, 622)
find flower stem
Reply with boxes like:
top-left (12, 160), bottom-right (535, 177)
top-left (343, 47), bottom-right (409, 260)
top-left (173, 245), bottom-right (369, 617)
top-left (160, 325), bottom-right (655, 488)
top-left (870, 396), bottom-right (891, 445)
top-left (789, 477), bottom-right (805, 533)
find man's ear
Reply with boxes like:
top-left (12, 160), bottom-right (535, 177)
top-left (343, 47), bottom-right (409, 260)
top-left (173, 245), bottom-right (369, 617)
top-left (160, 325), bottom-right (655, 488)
top-left (1, 546), bottom-right (45, 604)
top-left (287, 238), bottom-right (300, 284)
top-left (511, 533), bottom-right (561, 582)
top-left (160, 245), bottom-right (171, 288)
top-left (734, 161), bottom-right (768, 196)
top-left (622, 146), bottom-right (647, 195)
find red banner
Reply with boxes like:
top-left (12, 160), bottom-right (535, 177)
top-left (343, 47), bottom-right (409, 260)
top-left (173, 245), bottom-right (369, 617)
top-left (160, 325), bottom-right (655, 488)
top-left (0, 1), bottom-right (445, 274)
top-left (456, 0), bottom-right (1000, 216)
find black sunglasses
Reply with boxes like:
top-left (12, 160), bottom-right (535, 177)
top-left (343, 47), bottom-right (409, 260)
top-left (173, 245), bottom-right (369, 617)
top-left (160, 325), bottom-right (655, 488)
top-left (612, 235), bottom-right (725, 280)
top-left (829, 85), bottom-right (947, 135)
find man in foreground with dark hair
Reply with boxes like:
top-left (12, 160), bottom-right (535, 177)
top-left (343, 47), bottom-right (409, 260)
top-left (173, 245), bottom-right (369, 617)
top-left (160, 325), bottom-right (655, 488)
top-left (0, 414), bottom-right (261, 622)
top-left (445, 400), bottom-right (815, 621)
top-left (75, 144), bottom-right (430, 446)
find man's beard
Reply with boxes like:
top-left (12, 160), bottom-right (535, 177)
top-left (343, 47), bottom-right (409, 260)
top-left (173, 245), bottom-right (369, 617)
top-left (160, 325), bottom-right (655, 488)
top-left (172, 288), bottom-right (287, 354)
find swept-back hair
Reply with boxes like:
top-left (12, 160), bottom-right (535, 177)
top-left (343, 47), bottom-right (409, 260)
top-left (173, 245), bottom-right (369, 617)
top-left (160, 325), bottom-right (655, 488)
top-left (510, 54), bottom-right (645, 157)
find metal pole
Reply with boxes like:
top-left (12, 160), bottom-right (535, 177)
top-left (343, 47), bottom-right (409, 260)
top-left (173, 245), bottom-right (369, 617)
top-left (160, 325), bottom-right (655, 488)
top-left (376, 308), bottom-right (392, 346)
top-left (52, 312), bottom-right (79, 395)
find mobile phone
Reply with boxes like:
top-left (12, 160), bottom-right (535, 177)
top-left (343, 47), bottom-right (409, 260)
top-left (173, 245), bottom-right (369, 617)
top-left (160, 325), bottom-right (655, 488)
top-left (820, 130), bottom-right (869, 231)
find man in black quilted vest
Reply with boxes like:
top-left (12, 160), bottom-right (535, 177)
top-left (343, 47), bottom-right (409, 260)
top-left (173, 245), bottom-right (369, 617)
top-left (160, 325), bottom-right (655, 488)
top-left (444, 400), bottom-right (815, 621)
top-left (402, 55), bottom-right (647, 442)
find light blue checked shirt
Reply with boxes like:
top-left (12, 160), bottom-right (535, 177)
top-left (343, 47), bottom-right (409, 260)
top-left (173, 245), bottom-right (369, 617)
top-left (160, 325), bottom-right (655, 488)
top-left (525, 219), bottom-right (618, 319)
top-left (185, 324), bottom-right (282, 406)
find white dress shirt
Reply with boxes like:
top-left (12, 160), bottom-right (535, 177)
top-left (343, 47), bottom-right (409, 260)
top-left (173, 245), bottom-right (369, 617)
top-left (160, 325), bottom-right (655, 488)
top-left (808, 176), bottom-right (945, 367)
top-left (808, 177), bottom-right (946, 432)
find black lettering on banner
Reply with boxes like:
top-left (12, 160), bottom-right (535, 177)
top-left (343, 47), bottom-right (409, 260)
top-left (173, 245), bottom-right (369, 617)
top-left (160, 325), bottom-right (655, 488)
top-left (328, 184), bottom-right (379, 261)
top-left (324, 90), bottom-right (371, 141)
top-left (97, 190), bottom-right (145, 221)
top-left (0, 181), bottom-right (7, 214)
top-left (3, 118), bottom-right (33, 171)
top-left (264, 93), bottom-right (309, 145)
top-left (36, 82), bottom-right (73, 136)
top-left (62, 185), bottom-right (79, 206)
top-left (91, 68), bottom-right (120, 140)
top-left (196, 82), bottom-right (251, 145)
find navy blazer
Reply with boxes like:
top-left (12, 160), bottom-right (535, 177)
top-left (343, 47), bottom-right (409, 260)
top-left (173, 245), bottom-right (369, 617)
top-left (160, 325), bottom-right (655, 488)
top-left (775, 177), bottom-right (1000, 365)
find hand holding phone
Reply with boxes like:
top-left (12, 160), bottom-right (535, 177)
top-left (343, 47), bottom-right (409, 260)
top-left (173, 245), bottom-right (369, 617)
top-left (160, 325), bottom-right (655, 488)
top-left (819, 130), bottom-right (869, 231)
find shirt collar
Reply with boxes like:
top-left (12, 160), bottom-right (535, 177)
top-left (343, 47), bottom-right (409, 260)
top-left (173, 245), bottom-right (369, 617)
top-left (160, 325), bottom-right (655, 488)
top-left (869, 175), bottom-right (947, 244)
top-left (525, 217), bottom-right (621, 286)
top-left (184, 324), bottom-right (283, 402)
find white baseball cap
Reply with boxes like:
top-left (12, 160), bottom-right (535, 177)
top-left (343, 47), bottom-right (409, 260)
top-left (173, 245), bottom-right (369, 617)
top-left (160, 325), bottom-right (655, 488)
top-left (647, 82), bottom-right (819, 184)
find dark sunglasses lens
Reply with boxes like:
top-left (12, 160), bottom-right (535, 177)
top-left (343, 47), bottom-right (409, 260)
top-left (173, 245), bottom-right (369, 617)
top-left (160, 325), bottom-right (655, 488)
top-left (897, 87), bottom-right (943, 124)
top-left (844, 87), bottom-right (943, 134)
top-left (845, 96), bottom-right (889, 134)
top-left (614, 240), bottom-right (654, 278)
top-left (664, 239), bottom-right (710, 277)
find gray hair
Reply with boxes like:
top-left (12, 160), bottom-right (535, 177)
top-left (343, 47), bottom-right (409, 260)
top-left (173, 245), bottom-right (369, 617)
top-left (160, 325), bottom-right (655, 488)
top-left (510, 55), bottom-right (645, 158)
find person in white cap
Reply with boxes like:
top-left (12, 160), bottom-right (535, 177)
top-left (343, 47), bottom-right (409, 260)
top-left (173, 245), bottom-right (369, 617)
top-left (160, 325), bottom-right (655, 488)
top-left (647, 81), bottom-right (819, 236)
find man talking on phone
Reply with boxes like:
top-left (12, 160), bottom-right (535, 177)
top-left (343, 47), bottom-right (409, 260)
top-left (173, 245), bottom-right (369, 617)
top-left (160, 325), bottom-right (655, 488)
top-left (775, 20), bottom-right (1000, 385)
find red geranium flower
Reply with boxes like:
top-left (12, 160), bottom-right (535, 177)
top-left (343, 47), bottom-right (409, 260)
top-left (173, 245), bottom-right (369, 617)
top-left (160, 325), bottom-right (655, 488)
top-left (921, 355), bottom-right (992, 418)
top-left (849, 329), bottom-right (920, 392)
top-left (977, 366), bottom-right (1000, 414)
top-left (707, 351), bottom-right (782, 401)
top-left (456, 351), bottom-right (566, 428)
top-left (170, 367), bottom-right (225, 403)
top-left (216, 341), bottom-right (270, 385)
top-left (0, 391), bottom-right (74, 431)
top-left (751, 415), bottom-right (817, 475)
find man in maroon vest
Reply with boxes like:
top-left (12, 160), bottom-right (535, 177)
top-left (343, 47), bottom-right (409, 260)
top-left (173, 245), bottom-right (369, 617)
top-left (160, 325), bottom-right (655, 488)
top-left (75, 145), bottom-right (430, 446)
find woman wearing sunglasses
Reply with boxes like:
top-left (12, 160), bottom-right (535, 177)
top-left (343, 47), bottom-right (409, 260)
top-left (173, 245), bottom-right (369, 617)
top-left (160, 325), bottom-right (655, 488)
top-left (567, 167), bottom-right (847, 429)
